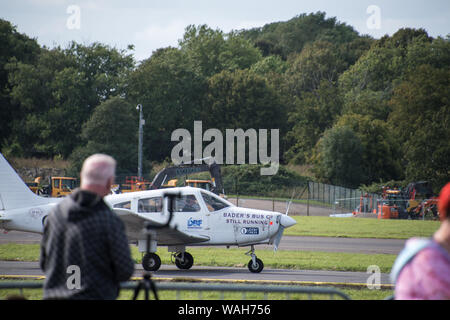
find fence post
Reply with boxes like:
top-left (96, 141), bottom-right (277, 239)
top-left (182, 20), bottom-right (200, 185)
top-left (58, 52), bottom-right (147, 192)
top-left (307, 182), bottom-right (310, 216)
top-left (235, 177), bottom-right (239, 207)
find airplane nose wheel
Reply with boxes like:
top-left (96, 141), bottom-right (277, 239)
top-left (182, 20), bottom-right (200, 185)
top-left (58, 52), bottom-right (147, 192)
top-left (142, 252), bottom-right (161, 271)
top-left (246, 245), bottom-right (264, 273)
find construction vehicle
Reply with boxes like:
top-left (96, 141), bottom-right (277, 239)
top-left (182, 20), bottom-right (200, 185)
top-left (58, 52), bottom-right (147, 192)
top-left (377, 181), bottom-right (437, 220)
top-left (149, 158), bottom-right (225, 196)
top-left (185, 179), bottom-right (215, 192)
top-left (402, 181), bottom-right (438, 220)
top-left (161, 178), bottom-right (219, 193)
top-left (377, 188), bottom-right (405, 219)
top-left (26, 177), bottom-right (41, 194)
top-left (161, 179), bottom-right (178, 189)
top-left (119, 176), bottom-right (151, 193)
top-left (37, 176), bottom-right (77, 197)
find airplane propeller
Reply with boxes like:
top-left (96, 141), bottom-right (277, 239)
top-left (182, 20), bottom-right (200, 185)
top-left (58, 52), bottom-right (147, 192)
top-left (273, 191), bottom-right (297, 251)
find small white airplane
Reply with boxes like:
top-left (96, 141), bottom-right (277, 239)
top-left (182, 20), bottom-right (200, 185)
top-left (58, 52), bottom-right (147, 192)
top-left (0, 153), bottom-right (296, 273)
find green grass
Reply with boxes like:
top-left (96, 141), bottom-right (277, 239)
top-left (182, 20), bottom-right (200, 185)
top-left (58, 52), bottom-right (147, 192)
top-left (285, 216), bottom-right (440, 239)
top-left (0, 244), bottom-right (41, 261)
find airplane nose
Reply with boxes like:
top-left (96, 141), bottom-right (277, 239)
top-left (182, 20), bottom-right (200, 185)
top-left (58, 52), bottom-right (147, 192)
top-left (280, 215), bottom-right (296, 228)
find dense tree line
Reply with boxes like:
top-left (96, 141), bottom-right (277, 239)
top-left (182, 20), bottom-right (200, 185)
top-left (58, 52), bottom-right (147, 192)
top-left (1, 12), bottom-right (448, 190)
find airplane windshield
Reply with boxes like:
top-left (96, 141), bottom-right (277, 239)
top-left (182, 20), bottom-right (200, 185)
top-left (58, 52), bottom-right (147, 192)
top-left (201, 191), bottom-right (230, 212)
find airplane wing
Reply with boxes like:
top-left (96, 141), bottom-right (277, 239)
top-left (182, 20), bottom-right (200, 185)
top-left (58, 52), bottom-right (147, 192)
top-left (113, 208), bottom-right (210, 245)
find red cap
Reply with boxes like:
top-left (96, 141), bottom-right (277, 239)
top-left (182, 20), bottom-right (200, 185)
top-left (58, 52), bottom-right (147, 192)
top-left (438, 182), bottom-right (450, 221)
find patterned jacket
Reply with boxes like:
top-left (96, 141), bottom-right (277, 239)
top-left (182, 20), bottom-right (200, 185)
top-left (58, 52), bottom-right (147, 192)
top-left (40, 189), bottom-right (135, 299)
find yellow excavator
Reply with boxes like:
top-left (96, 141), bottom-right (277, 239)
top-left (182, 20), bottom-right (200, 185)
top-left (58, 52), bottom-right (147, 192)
top-left (150, 158), bottom-right (225, 196)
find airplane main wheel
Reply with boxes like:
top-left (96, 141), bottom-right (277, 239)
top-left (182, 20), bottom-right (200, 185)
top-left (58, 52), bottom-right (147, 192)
top-left (248, 258), bottom-right (264, 273)
top-left (175, 252), bottom-right (194, 270)
top-left (142, 253), bottom-right (161, 271)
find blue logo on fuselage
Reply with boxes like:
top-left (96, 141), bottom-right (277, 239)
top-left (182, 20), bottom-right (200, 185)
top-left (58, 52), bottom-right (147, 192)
top-left (188, 217), bottom-right (202, 228)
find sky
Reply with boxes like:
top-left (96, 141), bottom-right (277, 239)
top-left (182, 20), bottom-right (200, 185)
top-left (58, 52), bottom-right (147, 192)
top-left (1, 0), bottom-right (449, 61)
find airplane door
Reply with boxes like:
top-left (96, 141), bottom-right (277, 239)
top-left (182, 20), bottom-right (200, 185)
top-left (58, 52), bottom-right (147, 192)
top-left (174, 194), bottom-right (208, 234)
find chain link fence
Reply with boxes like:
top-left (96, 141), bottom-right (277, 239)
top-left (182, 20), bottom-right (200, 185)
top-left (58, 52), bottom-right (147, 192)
top-left (221, 176), bottom-right (380, 216)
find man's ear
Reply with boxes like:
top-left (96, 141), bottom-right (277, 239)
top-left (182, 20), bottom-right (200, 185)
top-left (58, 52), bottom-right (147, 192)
top-left (106, 176), bottom-right (114, 190)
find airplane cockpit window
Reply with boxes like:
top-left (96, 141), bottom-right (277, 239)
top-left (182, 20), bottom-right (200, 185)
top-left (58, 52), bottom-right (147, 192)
top-left (113, 201), bottom-right (131, 210)
top-left (201, 192), bottom-right (230, 212)
top-left (138, 197), bottom-right (163, 213)
top-left (174, 195), bottom-right (201, 212)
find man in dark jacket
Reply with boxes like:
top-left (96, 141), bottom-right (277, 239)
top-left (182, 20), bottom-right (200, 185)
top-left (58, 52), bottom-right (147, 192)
top-left (40, 154), bottom-right (135, 299)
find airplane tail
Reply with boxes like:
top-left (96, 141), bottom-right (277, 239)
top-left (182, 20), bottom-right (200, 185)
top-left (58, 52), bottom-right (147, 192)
top-left (0, 153), bottom-right (47, 210)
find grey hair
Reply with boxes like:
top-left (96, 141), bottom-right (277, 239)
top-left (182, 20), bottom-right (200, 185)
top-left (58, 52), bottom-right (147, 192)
top-left (80, 154), bottom-right (116, 187)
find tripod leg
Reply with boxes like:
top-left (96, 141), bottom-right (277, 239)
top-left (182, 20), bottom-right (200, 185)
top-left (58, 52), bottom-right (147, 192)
top-left (132, 282), bottom-right (143, 300)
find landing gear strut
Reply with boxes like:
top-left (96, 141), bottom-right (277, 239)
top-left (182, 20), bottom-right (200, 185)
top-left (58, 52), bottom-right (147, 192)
top-left (245, 245), bottom-right (264, 273)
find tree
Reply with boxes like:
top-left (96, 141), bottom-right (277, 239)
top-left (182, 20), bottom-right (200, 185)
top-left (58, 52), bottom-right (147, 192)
top-left (5, 48), bottom-right (77, 157)
top-left (69, 97), bottom-right (137, 175)
top-left (250, 55), bottom-right (287, 76)
top-left (5, 42), bottom-right (135, 158)
top-left (388, 65), bottom-right (450, 190)
top-left (284, 40), bottom-right (347, 97)
top-left (127, 47), bottom-right (207, 162)
top-left (240, 12), bottom-right (360, 58)
top-left (284, 81), bottom-right (343, 164)
top-left (204, 69), bottom-right (286, 164)
top-left (312, 126), bottom-right (364, 188)
top-left (341, 89), bottom-right (391, 121)
top-left (339, 28), bottom-right (432, 94)
top-left (179, 25), bottom-right (262, 78)
top-left (334, 114), bottom-right (403, 184)
top-left (205, 69), bottom-right (285, 131)
top-left (64, 42), bottom-right (135, 104)
top-left (0, 19), bottom-right (40, 152)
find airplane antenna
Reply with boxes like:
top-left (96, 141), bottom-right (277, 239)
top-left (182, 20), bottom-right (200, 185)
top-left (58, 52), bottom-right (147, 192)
top-left (285, 189), bottom-right (296, 216)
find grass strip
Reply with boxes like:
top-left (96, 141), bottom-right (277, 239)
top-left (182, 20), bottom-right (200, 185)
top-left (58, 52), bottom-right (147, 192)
top-left (285, 216), bottom-right (439, 239)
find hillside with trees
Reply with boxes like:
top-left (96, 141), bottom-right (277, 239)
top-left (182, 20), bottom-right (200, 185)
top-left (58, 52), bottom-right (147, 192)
top-left (1, 12), bottom-right (448, 191)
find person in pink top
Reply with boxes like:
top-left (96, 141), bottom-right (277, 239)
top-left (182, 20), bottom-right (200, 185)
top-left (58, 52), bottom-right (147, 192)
top-left (391, 182), bottom-right (450, 300)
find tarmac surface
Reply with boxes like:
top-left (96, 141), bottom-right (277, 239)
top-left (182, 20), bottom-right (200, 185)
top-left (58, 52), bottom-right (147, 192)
top-left (0, 231), bottom-right (398, 286)
top-left (0, 260), bottom-right (392, 286)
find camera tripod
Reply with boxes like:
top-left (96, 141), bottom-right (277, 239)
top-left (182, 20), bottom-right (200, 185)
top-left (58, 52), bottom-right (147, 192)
top-left (132, 192), bottom-right (180, 300)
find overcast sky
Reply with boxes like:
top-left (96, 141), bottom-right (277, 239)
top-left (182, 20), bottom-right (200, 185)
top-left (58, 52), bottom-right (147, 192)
top-left (1, 0), bottom-right (449, 61)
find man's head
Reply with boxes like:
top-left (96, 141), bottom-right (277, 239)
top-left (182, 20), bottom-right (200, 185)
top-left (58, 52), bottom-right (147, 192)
top-left (80, 154), bottom-right (116, 197)
top-left (438, 182), bottom-right (450, 222)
